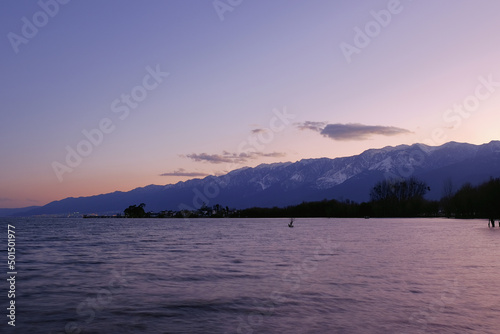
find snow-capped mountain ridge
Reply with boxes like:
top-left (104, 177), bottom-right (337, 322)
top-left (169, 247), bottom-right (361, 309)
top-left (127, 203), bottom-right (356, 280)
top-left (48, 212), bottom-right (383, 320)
top-left (17, 141), bottom-right (500, 215)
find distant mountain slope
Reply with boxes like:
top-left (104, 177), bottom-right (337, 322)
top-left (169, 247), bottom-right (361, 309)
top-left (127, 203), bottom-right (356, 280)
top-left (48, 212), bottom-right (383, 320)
top-left (20, 141), bottom-right (500, 216)
top-left (0, 206), bottom-right (41, 217)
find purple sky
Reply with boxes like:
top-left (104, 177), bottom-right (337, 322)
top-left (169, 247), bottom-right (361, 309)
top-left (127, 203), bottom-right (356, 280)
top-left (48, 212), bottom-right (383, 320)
top-left (1, 0), bottom-right (500, 208)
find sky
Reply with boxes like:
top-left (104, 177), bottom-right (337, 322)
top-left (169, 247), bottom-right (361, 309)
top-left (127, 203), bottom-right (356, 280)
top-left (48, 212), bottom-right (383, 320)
top-left (1, 0), bottom-right (500, 208)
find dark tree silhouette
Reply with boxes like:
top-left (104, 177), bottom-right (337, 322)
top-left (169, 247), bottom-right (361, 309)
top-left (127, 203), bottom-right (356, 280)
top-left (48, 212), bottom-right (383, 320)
top-left (124, 203), bottom-right (147, 218)
top-left (478, 178), bottom-right (500, 220)
top-left (441, 178), bottom-right (455, 217)
top-left (370, 177), bottom-right (429, 202)
top-left (444, 178), bottom-right (500, 220)
top-left (370, 177), bottom-right (429, 217)
top-left (450, 183), bottom-right (477, 218)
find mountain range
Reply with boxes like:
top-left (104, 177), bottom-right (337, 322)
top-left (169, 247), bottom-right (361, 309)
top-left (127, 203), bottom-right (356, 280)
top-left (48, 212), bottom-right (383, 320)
top-left (10, 140), bottom-right (500, 216)
top-left (0, 206), bottom-right (41, 217)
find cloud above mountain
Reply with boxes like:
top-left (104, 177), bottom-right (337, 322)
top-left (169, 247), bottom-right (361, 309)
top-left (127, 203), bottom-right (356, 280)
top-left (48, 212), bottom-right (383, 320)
top-left (296, 121), bottom-right (328, 132)
top-left (297, 122), bottom-right (412, 141)
top-left (182, 151), bottom-right (286, 164)
top-left (160, 169), bottom-right (209, 177)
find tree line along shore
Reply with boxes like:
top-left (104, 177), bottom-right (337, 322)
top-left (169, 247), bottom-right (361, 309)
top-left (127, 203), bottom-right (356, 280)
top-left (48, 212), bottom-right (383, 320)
top-left (94, 177), bottom-right (500, 220)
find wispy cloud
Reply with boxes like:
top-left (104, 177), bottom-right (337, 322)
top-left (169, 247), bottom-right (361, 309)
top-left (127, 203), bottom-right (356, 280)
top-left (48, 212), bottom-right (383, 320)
top-left (24, 198), bottom-right (40, 204)
top-left (296, 121), bottom-right (327, 132)
top-left (182, 151), bottom-right (286, 164)
top-left (0, 197), bottom-right (13, 203)
top-left (159, 168), bottom-right (209, 177)
top-left (296, 122), bottom-right (412, 141)
top-left (251, 128), bottom-right (267, 134)
top-left (321, 123), bottom-right (412, 140)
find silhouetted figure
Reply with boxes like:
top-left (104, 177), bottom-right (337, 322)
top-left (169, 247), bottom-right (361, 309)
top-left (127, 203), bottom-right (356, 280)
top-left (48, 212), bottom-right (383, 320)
top-left (288, 218), bottom-right (294, 228)
top-left (489, 218), bottom-right (495, 228)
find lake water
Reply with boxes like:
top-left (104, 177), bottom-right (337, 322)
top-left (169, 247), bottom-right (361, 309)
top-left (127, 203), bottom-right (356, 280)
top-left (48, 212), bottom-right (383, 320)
top-left (2, 217), bottom-right (499, 333)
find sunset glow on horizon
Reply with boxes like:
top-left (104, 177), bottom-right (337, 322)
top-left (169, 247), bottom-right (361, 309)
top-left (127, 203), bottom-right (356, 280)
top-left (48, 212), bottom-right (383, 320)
top-left (2, 0), bottom-right (500, 208)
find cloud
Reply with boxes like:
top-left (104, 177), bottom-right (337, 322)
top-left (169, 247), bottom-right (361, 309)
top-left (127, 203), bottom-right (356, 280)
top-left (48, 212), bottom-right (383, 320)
top-left (321, 123), bottom-right (412, 140)
top-left (251, 128), bottom-right (267, 134)
top-left (297, 122), bottom-right (412, 141)
top-left (160, 168), bottom-right (209, 177)
top-left (255, 151), bottom-right (286, 159)
top-left (183, 151), bottom-right (286, 164)
top-left (184, 153), bottom-right (235, 164)
top-left (24, 198), bottom-right (40, 203)
top-left (296, 121), bottom-right (327, 132)
top-left (0, 197), bottom-right (13, 203)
